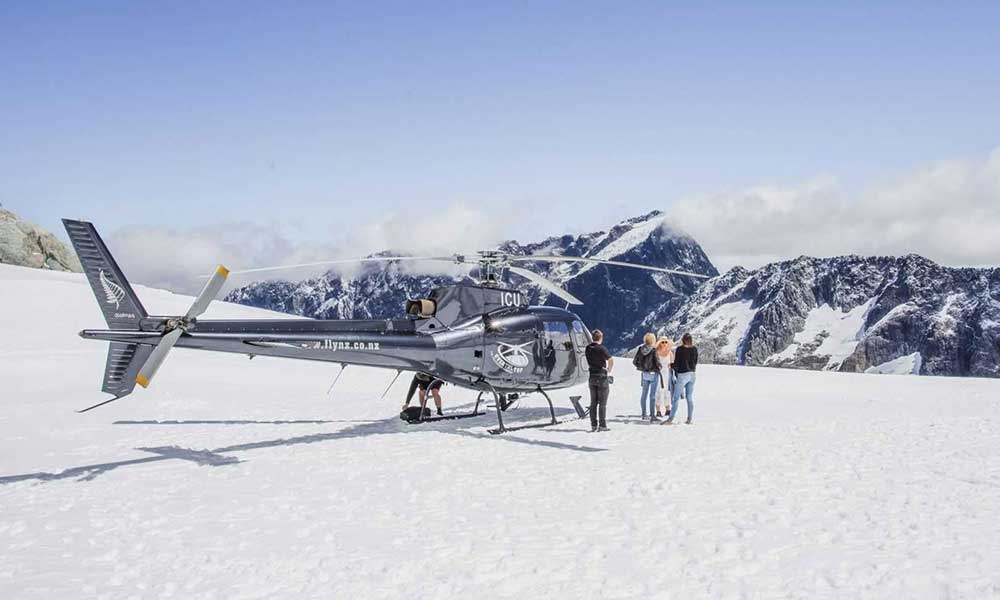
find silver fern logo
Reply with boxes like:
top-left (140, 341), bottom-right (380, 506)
top-left (99, 269), bottom-right (125, 309)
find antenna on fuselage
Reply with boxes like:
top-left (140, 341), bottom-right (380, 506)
top-left (379, 370), bottom-right (403, 400)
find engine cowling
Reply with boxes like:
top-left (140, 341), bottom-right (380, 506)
top-left (406, 298), bottom-right (437, 318)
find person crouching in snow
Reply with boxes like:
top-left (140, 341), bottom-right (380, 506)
top-left (655, 336), bottom-right (674, 418)
top-left (665, 333), bottom-right (698, 425)
top-left (402, 372), bottom-right (444, 417)
top-left (633, 332), bottom-right (663, 422)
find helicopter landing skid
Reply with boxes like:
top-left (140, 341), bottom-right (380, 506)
top-left (411, 393), bottom-right (485, 424)
top-left (487, 385), bottom-right (558, 435)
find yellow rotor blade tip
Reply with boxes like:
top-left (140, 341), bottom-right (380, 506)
top-left (136, 374), bottom-right (150, 388)
top-left (216, 265), bottom-right (230, 277)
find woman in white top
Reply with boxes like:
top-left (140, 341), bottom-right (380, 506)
top-left (655, 336), bottom-right (674, 418)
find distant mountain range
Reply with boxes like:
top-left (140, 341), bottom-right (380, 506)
top-left (226, 213), bottom-right (1000, 378)
top-left (649, 255), bottom-right (1000, 377)
top-left (5, 207), bottom-right (996, 378)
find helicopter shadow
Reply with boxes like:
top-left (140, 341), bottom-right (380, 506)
top-left (0, 402), bottom-right (605, 486)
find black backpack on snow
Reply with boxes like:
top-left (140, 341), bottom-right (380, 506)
top-left (400, 406), bottom-right (432, 423)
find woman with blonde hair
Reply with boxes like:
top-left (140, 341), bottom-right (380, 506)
top-left (632, 331), bottom-right (663, 421)
top-left (654, 336), bottom-right (674, 418)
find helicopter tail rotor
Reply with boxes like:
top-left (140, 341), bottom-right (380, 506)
top-left (134, 265), bottom-right (230, 389)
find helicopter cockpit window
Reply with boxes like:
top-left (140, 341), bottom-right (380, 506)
top-left (571, 320), bottom-right (591, 347)
top-left (486, 312), bottom-right (537, 335)
top-left (543, 321), bottom-right (573, 351)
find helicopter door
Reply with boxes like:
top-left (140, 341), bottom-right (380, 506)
top-left (541, 320), bottom-right (578, 385)
top-left (571, 320), bottom-right (591, 376)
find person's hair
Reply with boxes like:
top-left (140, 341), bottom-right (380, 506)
top-left (682, 333), bottom-right (694, 346)
top-left (643, 332), bottom-right (656, 346)
top-left (591, 329), bottom-right (603, 342)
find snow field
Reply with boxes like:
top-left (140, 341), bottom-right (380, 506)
top-left (2, 264), bottom-right (1000, 598)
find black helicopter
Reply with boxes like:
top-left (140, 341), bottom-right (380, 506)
top-left (64, 219), bottom-right (708, 433)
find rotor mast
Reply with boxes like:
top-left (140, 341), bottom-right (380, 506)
top-left (469, 251), bottom-right (509, 287)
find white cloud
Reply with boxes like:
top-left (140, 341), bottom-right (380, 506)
top-left (668, 147), bottom-right (1000, 271)
top-left (106, 150), bottom-right (1000, 294)
top-left (107, 203), bottom-right (514, 293)
top-left (355, 203), bottom-right (514, 257)
top-left (107, 222), bottom-right (341, 294)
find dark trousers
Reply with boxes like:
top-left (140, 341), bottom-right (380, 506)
top-left (588, 375), bottom-right (609, 429)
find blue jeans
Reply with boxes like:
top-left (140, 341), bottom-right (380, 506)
top-left (670, 372), bottom-right (695, 422)
top-left (658, 370), bottom-right (675, 410)
top-left (640, 372), bottom-right (659, 417)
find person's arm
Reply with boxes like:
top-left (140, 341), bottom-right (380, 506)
top-left (692, 347), bottom-right (699, 370)
top-left (405, 377), bottom-right (419, 404)
top-left (606, 356), bottom-right (614, 373)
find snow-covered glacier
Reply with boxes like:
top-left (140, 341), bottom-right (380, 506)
top-left (3, 263), bottom-right (1000, 598)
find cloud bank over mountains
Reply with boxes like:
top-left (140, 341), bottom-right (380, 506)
top-left (107, 147), bottom-right (1000, 293)
top-left (107, 205), bottom-right (514, 294)
top-left (670, 147), bottom-right (1000, 271)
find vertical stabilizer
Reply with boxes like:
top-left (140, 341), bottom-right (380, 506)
top-left (62, 220), bottom-right (147, 329)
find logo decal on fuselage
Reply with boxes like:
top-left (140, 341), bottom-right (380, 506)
top-left (491, 341), bottom-right (532, 374)
top-left (99, 269), bottom-right (125, 310)
top-left (311, 340), bottom-right (381, 351)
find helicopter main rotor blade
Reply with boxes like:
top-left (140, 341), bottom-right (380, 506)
top-left (219, 256), bottom-right (460, 277)
top-left (507, 266), bottom-right (583, 305)
top-left (509, 255), bottom-right (711, 279)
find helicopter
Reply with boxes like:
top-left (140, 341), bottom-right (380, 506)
top-left (63, 219), bottom-right (709, 433)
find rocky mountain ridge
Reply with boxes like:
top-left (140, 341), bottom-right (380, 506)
top-left (647, 254), bottom-right (1000, 377)
top-left (0, 209), bottom-right (81, 272)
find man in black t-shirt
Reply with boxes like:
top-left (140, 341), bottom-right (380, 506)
top-left (585, 329), bottom-right (615, 432)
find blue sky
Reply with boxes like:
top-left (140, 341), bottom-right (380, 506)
top-left (2, 1), bottom-right (999, 287)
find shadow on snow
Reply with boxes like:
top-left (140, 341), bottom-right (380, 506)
top-left (0, 403), bottom-right (604, 486)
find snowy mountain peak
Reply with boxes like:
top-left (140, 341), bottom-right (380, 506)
top-left (651, 255), bottom-right (1000, 377)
